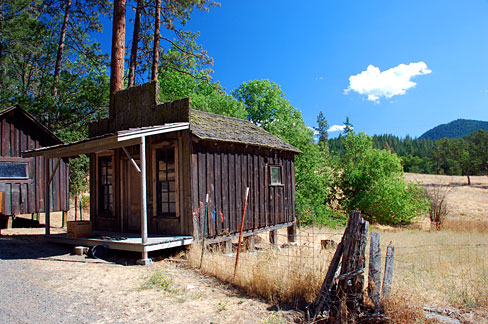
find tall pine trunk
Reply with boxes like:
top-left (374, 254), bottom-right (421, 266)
top-left (110, 0), bottom-right (127, 117)
top-left (53, 0), bottom-right (72, 97)
top-left (128, 0), bottom-right (142, 87)
top-left (151, 0), bottom-right (161, 81)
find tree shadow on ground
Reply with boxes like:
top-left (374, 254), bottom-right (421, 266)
top-left (0, 231), bottom-right (190, 266)
top-left (0, 234), bottom-right (70, 260)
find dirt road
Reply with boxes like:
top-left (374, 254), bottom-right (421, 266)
top-left (0, 232), bottom-right (299, 324)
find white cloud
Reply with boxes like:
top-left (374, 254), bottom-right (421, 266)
top-left (328, 125), bottom-right (346, 132)
top-left (345, 62), bottom-right (431, 102)
top-left (315, 76), bottom-right (324, 81)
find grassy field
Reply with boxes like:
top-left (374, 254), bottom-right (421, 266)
top-left (190, 173), bottom-right (488, 323)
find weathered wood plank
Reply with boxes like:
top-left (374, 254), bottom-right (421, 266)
top-left (221, 150), bottom-right (230, 233)
top-left (259, 154), bottom-right (265, 227)
top-left (206, 150), bottom-right (215, 237)
top-left (191, 150), bottom-right (199, 214)
top-left (368, 232), bottom-right (382, 309)
top-left (4, 183), bottom-right (11, 214)
top-left (290, 159), bottom-right (296, 222)
top-left (312, 241), bottom-right (344, 315)
top-left (382, 242), bottom-right (395, 300)
top-left (235, 148), bottom-right (242, 233)
top-left (197, 147), bottom-right (206, 219)
top-left (12, 183), bottom-right (20, 215)
top-left (228, 149), bottom-right (236, 232)
top-left (214, 149), bottom-right (222, 235)
top-left (253, 154), bottom-right (259, 229)
top-left (241, 151), bottom-right (248, 230)
top-left (28, 158), bottom-right (35, 212)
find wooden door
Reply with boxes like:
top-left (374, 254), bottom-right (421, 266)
top-left (123, 158), bottom-right (141, 233)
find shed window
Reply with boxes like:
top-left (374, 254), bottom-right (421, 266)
top-left (98, 156), bottom-right (113, 215)
top-left (0, 162), bottom-right (28, 179)
top-left (156, 147), bottom-right (176, 218)
top-left (270, 165), bottom-right (282, 185)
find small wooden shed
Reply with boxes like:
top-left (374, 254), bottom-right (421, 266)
top-left (24, 82), bottom-right (299, 262)
top-left (0, 105), bottom-right (69, 228)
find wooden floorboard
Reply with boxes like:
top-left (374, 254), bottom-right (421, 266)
top-left (46, 232), bottom-right (193, 253)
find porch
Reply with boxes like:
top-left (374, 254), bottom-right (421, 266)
top-left (46, 231), bottom-right (193, 255)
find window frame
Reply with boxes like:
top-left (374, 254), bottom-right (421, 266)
top-left (0, 161), bottom-right (29, 180)
top-left (96, 153), bottom-right (114, 217)
top-left (152, 142), bottom-right (179, 219)
top-left (269, 165), bottom-right (283, 186)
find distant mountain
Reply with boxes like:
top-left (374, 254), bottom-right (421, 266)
top-left (419, 119), bottom-right (488, 140)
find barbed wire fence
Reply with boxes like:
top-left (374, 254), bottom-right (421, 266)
top-left (194, 208), bottom-right (488, 314)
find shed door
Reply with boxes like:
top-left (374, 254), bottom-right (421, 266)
top-left (122, 158), bottom-right (141, 233)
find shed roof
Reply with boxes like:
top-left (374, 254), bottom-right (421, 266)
top-left (0, 105), bottom-right (63, 144)
top-left (189, 109), bottom-right (301, 153)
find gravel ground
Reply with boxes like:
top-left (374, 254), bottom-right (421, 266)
top-left (0, 232), bottom-right (301, 324)
top-left (0, 236), bottom-right (110, 324)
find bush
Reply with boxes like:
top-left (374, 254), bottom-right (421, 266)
top-left (335, 133), bottom-right (429, 224)
top-left (423, 184), bottom-right (451, 230)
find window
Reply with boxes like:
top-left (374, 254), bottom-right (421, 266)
top-left (0, 162), bottom-right (28, 179)
top-left (270, 165), bottom-right (282, 185)
top-left (156, 147), bottom-right (176, 218)
top-left (98, 156), bottom-right (113, 215)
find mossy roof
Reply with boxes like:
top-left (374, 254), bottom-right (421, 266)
top-left (189, 109), bottom-right (301, 153)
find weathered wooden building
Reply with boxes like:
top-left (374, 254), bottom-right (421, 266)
top-left (24, 82), bottom-right (299, 262)
top-left (0, 105), bottom-right (69, 228)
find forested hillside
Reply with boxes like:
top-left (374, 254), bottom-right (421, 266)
top-left (329, 130), bottom-right (488, 178)
top-left (419, 119), bottom-right (488, 140)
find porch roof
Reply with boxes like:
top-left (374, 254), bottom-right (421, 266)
top-left (22, 122), bottom-right (190, 159)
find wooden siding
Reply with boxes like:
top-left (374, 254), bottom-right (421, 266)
top-left (88, 131), bottom-right (296, 238)
top-left (0, 110), bottom-right (69, 215)
top-left (191, 140), bottom-right (295, 237)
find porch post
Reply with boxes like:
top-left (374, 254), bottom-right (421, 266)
top-left (140, 136), bottom-right (148, 244)
top-left (137, 136), bottom-right (151, 265)
top-left (44, 156), bottom-right (50, 235)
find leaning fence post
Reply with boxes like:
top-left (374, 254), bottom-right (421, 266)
top-left (199, 194), bottom-right (209, 268)
top-left (192, 212), bottom-right (200, 243)
top-left (382, 242), bottom-right (395, 300)
top-left (233, 187), bottom-right (250, 278)
top-left (368, 232), bottom-right (382, 310)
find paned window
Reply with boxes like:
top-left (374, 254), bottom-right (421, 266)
top-left (98, 156), bottom-right (113, 215)
top-left (0, 162), bottom-right (28, 179)
top-left (156, 147), bottom-right (176, 217)
top-left (270, 165), bottom-right (282, 185)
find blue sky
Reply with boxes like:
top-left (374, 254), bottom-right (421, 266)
top-left (98, 0), bottom-right (488, 138)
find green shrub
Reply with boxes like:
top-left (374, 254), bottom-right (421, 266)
top-left (335, 133), bottom-right (429, 224)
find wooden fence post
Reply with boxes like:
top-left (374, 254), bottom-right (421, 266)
top-left (368, 232), bottom-right (382, 310)
top-left (269, 229), bottom-right (278, 245)
top-left (287, 222), bottom-right (296, 243)
top-left (382, 242), bottom-right (395, 300)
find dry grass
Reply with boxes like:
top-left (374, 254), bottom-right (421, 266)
top-left (188, 225), bottom-right (488, 323)
top-left (380, 230), bottom-right (488, 314)
top-left (405, 173), bottom-right (488, 222)
top-left (385, 294), bottom-right (439, 324)
top-left (188, 227), bottom-right (344, 307)
top-left (441, 219), bottom-right (488, 233)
